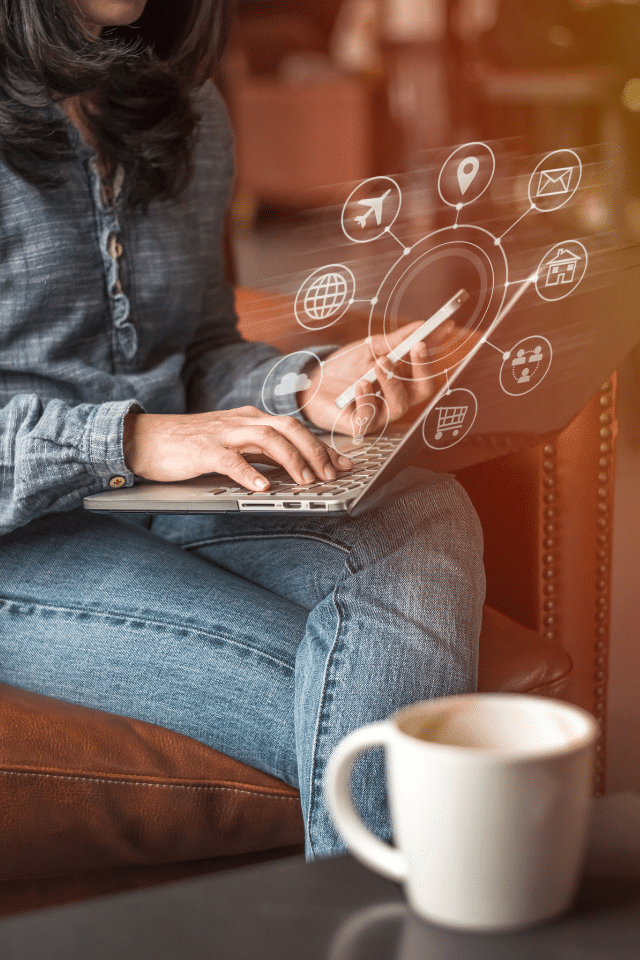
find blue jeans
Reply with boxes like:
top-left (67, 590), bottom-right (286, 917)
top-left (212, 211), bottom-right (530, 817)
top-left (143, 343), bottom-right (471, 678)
top-left (0, 469), bottom-right (484, 858)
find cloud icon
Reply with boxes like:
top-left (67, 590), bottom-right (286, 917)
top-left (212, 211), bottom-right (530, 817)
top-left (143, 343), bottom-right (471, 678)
top-left (274, 372), bottom-right (312, 396)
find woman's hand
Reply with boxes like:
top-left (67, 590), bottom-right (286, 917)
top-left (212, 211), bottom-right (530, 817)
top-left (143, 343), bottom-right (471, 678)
top-left (123, 407), bottom-right (353, 491)
top-left (298, 319), bottom-right (454, 434)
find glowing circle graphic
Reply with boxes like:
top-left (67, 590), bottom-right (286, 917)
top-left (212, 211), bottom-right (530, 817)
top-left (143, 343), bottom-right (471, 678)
top-left (500, 336), bottom-right (552, 396)
top-left (369, 224), bottom-right (509, 385)
top-left (261, 146), bottom-right (586, 458)
top-left (261, 350), bottom-right (324, 417)
top-left (535, 240), bottom-right (588, 302)
top-left (295, 264), bottom-right (356, 331)
top-left (438, 142), bottom-right (496, 208)
top-left (304, 273), bottom-right (348, 320)
top-left (422, 388), bottom-right (478, 450)
top-left (528, 150), bottom-right (582, 212)
top-left (329, 391), bottom-right (390, 457)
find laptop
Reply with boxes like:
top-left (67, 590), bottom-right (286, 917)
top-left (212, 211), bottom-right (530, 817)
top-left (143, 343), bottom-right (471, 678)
top-left (84, 236), bottom-right (640, 518)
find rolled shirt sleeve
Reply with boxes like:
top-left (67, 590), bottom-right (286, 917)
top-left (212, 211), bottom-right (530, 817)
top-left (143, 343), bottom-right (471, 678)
top-left (0, 395), bottom-right (143, 536)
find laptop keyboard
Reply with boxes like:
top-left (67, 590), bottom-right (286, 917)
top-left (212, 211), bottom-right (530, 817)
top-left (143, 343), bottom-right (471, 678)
top-left (213, 436), bottom-right (403, 499)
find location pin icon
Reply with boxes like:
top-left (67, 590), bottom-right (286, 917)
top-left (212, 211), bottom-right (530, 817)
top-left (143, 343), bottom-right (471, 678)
top-left (456, 156), bottom-right (480, 196)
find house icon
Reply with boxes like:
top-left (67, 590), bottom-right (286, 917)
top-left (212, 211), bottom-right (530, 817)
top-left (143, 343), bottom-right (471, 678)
top-left (545, 247), bottom-right (580, 287)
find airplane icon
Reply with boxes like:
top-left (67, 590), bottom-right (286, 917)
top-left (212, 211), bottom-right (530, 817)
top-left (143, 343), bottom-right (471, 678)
top-left (354, 188), bottom-right (392, 228)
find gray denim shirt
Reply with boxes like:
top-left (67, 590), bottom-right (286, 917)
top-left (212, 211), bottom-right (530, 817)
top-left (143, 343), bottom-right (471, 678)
top-left (0, 83), bottom-right (319, 536)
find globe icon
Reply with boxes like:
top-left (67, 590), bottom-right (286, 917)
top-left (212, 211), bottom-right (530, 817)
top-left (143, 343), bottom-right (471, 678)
top-left (304, 272), bottom-right (348, 320)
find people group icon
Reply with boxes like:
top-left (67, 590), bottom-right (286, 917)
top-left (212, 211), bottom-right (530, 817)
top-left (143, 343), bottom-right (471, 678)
top-left (511, 345), bottom-right (544, 385)
top-left (500, 337), bottom-right (553, 396)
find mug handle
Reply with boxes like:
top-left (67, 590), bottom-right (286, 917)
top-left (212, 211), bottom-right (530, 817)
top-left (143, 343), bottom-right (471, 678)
top-left (325, 722), bottom-right (406, 883)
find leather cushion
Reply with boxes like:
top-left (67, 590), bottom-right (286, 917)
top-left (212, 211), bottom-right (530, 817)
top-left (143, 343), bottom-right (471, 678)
top-left (0, 607), bottom-right (571, 882)
top-left (478, 605), bottom-right (572, 697)
top-left (0, 683), bottom-right (304, 881)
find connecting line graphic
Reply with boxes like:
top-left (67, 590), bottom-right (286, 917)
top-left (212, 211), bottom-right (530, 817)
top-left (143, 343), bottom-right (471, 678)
top-left (497, 206), bottom-right (534, 243)
top-left (323, 340), bottom-right (365, 365)
top-left (483, 338), bottom-right (506, 356)
top-left (480, 274), bottom-right (538, 355)
top-left (386, 230), bottom-right (407, 251)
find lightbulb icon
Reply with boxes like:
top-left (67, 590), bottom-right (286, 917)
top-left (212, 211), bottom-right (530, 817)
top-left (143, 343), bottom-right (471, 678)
top-left (350, 403), bottom-right (376, 444)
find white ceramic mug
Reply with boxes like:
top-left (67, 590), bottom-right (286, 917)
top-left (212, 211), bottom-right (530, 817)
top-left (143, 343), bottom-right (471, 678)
top-left (325, 693), bottom-right (599, 933)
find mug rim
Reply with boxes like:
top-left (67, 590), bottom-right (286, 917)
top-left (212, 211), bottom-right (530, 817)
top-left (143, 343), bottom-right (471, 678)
top-left (391, 692), bottom-right (599, 761)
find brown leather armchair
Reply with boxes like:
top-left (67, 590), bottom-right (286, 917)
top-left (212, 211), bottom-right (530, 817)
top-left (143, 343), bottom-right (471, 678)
top-left (0, 287), bottom-right (614, 916)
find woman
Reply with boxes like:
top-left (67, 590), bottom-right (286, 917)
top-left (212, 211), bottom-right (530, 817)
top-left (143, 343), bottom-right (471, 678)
top-left (0, 0), bottom-right (485, 858)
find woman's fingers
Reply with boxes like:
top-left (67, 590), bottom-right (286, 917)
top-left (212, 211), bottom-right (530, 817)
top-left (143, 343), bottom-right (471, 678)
top-left (367, 318), bottom-right (456, 412)
top-left (214, 448), bottom-right (273, 491)
top-left (219, 415), bottom-right (352, 488)
top-left (230, 424), bottom-right (324, 486)
top-left (373, 356), bottom-right (410, 422)
top-left (347, 359), bottom-right (406, 438)
top-left (125, 408), bottom-right (354, 489)
top-left (404, 342), bottom-right (434, 406)
top-left (260, 415), bottom-right (352, 481)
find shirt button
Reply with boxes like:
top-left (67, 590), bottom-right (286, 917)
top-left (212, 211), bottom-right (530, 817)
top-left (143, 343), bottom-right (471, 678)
top-left (107, 234), bottom-right (123, 259)
top-left (109, 476), bottom-right (126, 488)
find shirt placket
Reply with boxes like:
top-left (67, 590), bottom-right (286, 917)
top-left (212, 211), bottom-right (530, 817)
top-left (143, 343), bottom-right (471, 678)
top-left (90, 161), bottom-right (138, 365)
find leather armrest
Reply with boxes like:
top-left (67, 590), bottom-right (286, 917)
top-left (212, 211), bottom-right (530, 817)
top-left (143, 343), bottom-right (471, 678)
top-left (478, 605), bottom-right (572, 697)
top-left (0, 683), bottom-right (303, 881)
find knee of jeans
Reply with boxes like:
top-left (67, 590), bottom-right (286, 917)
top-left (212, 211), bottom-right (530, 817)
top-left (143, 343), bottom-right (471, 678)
top-left (439, 477), bottom-right (484, 557)
top-left (372, 473), bottom-right (484, 557)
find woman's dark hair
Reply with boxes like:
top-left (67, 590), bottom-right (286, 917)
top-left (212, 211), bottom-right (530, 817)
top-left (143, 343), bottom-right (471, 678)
top-left (0, 0), bottom-right (235, 210)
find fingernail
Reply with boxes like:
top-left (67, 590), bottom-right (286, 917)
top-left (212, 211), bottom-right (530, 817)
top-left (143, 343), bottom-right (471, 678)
top-left (302, 468), bottom-right (315, 483)
top-left (255, 477), bottom-right (269, 490)
top-left (338, 455), bottom-right (353, 468)
top-left (324, 465), bottom-right (337, 480)
top-left (437, 320), bottom-right (455, 340)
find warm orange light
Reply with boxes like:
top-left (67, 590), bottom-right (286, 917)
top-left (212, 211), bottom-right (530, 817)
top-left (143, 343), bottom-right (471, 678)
top-left (622, 78), bottom-right (640, 112)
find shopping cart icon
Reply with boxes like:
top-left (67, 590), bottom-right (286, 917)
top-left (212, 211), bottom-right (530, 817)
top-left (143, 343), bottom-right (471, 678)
top-left (434, 404), bottom-right (469, 440)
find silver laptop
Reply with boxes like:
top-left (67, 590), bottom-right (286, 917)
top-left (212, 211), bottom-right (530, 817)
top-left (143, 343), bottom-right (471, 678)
top-left (84, 240), bottom-right (640, 518)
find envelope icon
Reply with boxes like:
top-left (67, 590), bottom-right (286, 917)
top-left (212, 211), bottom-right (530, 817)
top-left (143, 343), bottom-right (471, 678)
top-left (536, 167), bottom-right (573, 197)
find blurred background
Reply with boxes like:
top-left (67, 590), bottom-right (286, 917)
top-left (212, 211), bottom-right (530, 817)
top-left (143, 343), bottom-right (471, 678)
top-left (221, 0), bottom-right (640, 251)
top-left (219, 0), bottom-right (640, 793)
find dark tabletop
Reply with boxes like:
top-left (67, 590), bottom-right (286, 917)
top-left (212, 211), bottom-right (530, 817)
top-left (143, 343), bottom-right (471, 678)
top-left (1, 793), bottom-right (639, 960)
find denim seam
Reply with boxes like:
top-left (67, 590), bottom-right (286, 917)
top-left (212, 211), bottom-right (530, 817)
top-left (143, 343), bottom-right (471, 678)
top-left (0, 770), bottom-right (299, 798)
top-left (304, 586), bottom-right (344, 859)
top-left (180, 531), bottom-right (352, 555)
top-left (0, 598), bottom-right (295, 674)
